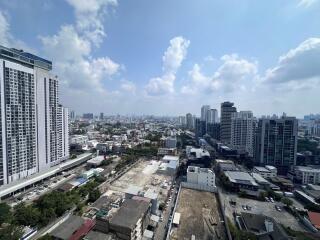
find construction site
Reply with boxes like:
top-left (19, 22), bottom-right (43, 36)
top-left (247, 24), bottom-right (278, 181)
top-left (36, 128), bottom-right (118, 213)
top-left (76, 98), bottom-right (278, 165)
top-left (170, 188), bottom-right (227, 240)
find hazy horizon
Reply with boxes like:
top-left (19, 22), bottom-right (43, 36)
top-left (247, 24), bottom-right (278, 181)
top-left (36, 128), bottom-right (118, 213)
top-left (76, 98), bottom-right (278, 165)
top-left (1, 0), bottom-right (320, 118)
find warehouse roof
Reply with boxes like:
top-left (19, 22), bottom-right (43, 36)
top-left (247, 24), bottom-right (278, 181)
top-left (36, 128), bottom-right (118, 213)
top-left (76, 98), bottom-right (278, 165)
top-left (110, 199), bottom-right (150, 230)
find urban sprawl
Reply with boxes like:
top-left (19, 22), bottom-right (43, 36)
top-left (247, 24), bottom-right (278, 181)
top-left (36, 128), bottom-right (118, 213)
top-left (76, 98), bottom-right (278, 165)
top-left (1, 46), bottom-right (320, 240)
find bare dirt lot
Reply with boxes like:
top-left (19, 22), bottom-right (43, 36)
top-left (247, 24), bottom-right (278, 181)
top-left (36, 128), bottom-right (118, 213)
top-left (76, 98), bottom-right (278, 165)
top-left (170, 188), bottom-right (226, 240)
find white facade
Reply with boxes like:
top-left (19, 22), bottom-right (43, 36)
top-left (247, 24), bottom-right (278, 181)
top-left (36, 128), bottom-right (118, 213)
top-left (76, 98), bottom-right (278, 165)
top-left (0, 46), bottom-right (69, 186)
top-left (230, 111), bottom-right (256, 156)
top-left (70, 135), bottom-right (89, 145)
top-left (294, 166), bottom-right (320, 184)
top-left (201, 105), bottom-right (210, 122)
top-left (187, 166), bottom-right (215, 188)
top-left (253, 166), bottom-right (277, 178)
top-left (165, 137), bottom-right (177, 148)
top-left (207, 109), bottom-right (218, 123)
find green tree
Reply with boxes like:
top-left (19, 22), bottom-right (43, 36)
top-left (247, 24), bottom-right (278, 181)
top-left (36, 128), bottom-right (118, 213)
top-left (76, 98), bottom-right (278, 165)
top-left (88, 189), bottom-right (101, 202)
top-left (282, 197), bottom-right (293, 207)
top-left (0, 224), bottom-right (23, 240)
top-left (0, 202), bottom-right (12, 224)
top-left (14, 203), bottom-right (40, 227)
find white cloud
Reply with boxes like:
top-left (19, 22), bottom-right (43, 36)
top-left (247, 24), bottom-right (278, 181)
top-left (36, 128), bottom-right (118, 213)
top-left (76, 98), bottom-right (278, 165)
top-left (66, 0), bottom-right (117, 46)
top-left (146, 36), bottom-right (190, 95)
top-left (263, 38), bottom-right (320, 90)
top-left (40, 1), bottom-right (119, 94)
top-left (0, 10), bottom-right (33, 52)
top-left (297, 0), bottom-right (318, 8)
top-left (145, 73), bottom-right (175, 95)
top-left (162, 37), bottom-right (190, 73)
top-left (120, 80), bottom-right (136, 93)
top-left (181, 54), bottom-right (257, 94)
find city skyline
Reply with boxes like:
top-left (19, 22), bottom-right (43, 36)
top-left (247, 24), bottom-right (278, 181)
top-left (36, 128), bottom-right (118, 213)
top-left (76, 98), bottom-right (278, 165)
top-left (0, 0), bottom-right (320, 117)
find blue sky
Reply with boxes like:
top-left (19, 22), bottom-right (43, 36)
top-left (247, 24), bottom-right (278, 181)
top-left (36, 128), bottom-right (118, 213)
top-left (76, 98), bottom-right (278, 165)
top-left (1, 0), bottom-right (320, 117)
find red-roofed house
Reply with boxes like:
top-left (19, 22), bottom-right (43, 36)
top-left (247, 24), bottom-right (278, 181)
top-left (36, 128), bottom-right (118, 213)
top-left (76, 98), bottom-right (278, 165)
top-left (308, 211), bottom-right (320, 230)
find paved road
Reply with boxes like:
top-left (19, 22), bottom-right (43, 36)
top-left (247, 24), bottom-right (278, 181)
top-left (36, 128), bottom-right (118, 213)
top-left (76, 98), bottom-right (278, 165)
top-left (154, 185), bottom-right (179, 240)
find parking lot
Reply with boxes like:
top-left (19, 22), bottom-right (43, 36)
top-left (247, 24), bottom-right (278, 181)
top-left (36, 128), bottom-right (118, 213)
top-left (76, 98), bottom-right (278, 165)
top-left (220, 190), bottom-right (307, 232)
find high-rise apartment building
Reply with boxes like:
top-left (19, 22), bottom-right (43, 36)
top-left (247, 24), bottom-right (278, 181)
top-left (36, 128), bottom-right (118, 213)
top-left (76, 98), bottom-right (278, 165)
top-left (230, 111), bottom-right (256, 156)
top-left (201, 105), bottom-right (210, 122)
top-left (99, 112), bottom-right (104, 120)
top-left (83, 113), bottom-right (94, 120)
top-left (220, 101), bottom-right (237, 143)
top-left (70, 110), bottom-right (75, 121)
top-left (207, 109), bottom-right (218, 124)
top-left (186, 113), bottom-right (193, 130)
top-left (254, 116), bottom-right (298, 175)
top-left (0, 45), bottom-right (69, 186)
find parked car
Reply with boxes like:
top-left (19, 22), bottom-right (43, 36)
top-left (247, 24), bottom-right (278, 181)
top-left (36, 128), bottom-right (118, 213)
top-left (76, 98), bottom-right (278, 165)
top-left (242, 205), bottom-right (247, 210)
top-left (270, 197), bottom-right (274, 203)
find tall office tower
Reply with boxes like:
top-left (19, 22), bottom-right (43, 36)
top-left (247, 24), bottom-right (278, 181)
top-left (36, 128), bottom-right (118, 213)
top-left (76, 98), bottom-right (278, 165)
top-left (70, 110), bottom-right (75, 121)
top-left (207, 109), bottom-right (218, 123)
top-left (195, 118), bottom-right (206, 139)
top-left (83, 113), bottom-right (94, 120)
top-left (178, 116), bottom-right (186, 126)
top-left (254, 116), bottom-right (298, 175)
top-left (220, 101), bottom-right (237, 143)
top-left (207, 123), bottom-right (220, 140)
top-left (201, 105), bottom-right (210, 122)
top-left (230, 111), bottom-right (257, 157)
top-left (0, 45), bottom-right (69, 186)
top-left (186, 113), bottom-right (193, 129)
top-left (99, 112), bottom-right (104, 120)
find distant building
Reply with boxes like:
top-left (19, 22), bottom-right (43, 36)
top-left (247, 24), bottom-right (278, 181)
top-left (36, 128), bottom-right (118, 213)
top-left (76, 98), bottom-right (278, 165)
top-left (220, 101), bottom-right (237, 144)
top-left (186, 113), bottom-right (194, 130)
top-left (186, 146), bottom-right (211, 168)
top-left (83, 113), bottom-right (94, 120)
top-left (187, 166), bottom-right (216, 188)
top-left (165, 136), bottom-right (177, 148)
top-left (201, 105), bottom-right (210, 122)
top-left (178, 116), bottom-right (186, 126)
top-left (291, 166), bottom-right (320, 184)
top-left (207, 123), bottom-right (220, 140)
top-left (254, 116), bottom-right (298, 175)
top-left (99, 112), bottom-right (104, 120)
top-left (230, 111), bottom-right (256, 157)
top-left (70, 110), bottom-right (76, 120)
top-left (253, 166), bottom-right (277, 179)
top-left (195, 118), bottom-right (206, 139)
top-left (207, 109), bottom-right (218, 123)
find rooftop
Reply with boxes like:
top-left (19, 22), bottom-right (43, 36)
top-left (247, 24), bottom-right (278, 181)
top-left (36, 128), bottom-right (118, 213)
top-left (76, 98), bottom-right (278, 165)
top-left (50, 215), bottom-right (84, 240)
top-left (240, 212), bottom-right (288, 240)
top-left (308, 211), bottom-right (320, 230)
top-left (254, 166), bottom-right (271, 173)
top-left (224, 171), bottom-right (258, 186)
top-left (109, 199), bottom-right (150, 230)
top-left (162, 155), bottom-right (179, 162)
top-left (0, 45), bottom-right (52, 70)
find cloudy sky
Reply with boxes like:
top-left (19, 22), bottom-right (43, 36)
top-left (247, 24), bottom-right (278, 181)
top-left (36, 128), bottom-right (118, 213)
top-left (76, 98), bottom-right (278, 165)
top-left (0, 0), bottom-right (320, 117)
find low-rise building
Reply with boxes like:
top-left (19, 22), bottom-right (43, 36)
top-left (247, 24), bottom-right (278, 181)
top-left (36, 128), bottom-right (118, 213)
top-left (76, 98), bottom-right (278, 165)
top-left (187, 166), bottom-right (215, 188)
top-left (224, 171), bottom-right (259, 193)
top-left (109, 199), bottom-right (151, 240)
top-left (253, 166), bottom-right (277, 178)
top-left (70, 135), bottom-right (89, 146)
top-left (292, 166), bottom-right (320, 184)
top-left (237, 212), bottom-right (289, 240)
top-left (50, 215), bottom-right (95, 240)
